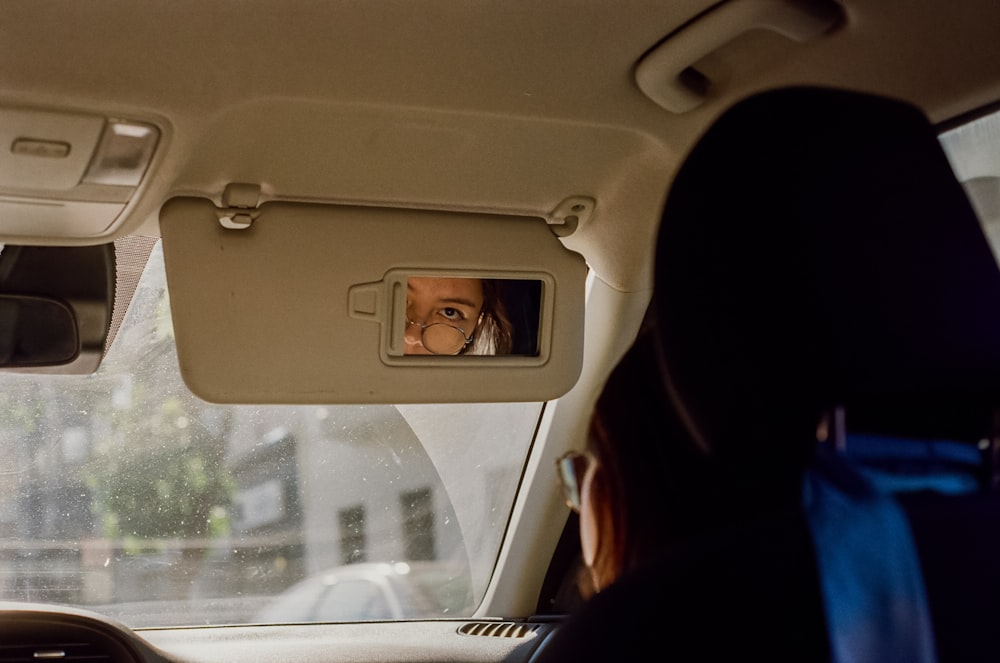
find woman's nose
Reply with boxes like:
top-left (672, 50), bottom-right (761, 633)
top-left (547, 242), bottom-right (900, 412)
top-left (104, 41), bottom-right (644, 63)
top-left (403, 321), bottom-right (430, 355)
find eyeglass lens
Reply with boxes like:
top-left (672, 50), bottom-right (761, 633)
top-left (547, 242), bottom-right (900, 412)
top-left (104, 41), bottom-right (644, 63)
top-left (557, 452), bottom-right (590, 512)
top-left (420, 323), bottom-right (469, 355)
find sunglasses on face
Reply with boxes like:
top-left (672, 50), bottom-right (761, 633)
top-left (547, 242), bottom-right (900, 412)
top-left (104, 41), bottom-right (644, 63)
top-left (556, 450), bottom-right (596, 513)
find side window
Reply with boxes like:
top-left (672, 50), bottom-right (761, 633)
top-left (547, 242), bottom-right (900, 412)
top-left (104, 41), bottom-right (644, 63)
top-left (400, 488), bottom-right (435, 561)
top-left (939, 107), bottom-right (1000, 261)
top-left (338, 505), bottom-right (367, 564)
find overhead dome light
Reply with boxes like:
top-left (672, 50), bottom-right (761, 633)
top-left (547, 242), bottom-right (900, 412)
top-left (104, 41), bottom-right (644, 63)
top-left (0, 107), bottom-right (160, 240)
top-left (82, 120), bottom-right (159, 187)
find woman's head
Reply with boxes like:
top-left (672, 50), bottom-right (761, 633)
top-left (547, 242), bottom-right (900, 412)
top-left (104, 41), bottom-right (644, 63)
top-left (575, 332), bottom-right (671, 592)
top-left (404, 276), bottom-right (513, 355)
top-left (566, 322), bottom-right (719, 593)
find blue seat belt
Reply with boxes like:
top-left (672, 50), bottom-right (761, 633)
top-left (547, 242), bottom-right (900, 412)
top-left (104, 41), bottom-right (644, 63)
top-left (803, 445), bottom-right (937, 663)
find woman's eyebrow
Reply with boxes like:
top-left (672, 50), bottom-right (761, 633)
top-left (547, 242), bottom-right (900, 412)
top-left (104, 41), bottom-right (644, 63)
top-left (436, 297), bottom-right (479, 309)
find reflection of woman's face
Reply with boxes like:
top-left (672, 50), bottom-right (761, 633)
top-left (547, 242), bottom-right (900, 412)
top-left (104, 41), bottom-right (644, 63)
top-left (404, 277), bottom-right (484, 355)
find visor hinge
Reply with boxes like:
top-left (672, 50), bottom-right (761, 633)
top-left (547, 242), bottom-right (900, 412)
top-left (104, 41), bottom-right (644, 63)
top-left (217, 183), bottom-right (262, 230)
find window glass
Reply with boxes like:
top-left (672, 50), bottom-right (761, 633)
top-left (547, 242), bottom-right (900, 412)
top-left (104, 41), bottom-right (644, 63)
top-left (315, 579), bottom-right (393, 621)
top-left (0, 241), bottom-right (543, 627)
top-left (939, 107), bottom-right (1000, 260)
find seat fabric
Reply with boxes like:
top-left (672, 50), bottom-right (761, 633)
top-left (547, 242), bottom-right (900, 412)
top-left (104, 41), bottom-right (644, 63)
top-left (648, 86), bottom-right (1000, 663)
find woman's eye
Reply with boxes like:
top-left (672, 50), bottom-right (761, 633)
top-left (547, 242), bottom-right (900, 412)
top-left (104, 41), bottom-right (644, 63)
top-left (440, 307), bottom-right (464, 321)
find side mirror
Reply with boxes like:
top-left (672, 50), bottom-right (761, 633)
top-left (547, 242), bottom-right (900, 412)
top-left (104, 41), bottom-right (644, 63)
top-left (0, 295), bottom-right (79, 366)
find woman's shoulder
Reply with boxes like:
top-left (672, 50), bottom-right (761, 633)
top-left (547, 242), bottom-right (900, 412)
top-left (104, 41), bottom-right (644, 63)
top-left (531, 517), bottom-right (829, 662)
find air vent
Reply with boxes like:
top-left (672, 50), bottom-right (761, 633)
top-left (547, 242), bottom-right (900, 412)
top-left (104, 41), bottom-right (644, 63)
top-left (0, 640), bottom-right (112, 662)
top-left (458, 621), bottom-right (541, 638)
top-left (0, 615), bottom-right (139, 663)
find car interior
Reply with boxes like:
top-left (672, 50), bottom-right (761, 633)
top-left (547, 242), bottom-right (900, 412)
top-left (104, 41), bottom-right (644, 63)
top-left (536, 84), bottom-right (1000, 662)
top-left (1, 1), bottom-right (1000, 661)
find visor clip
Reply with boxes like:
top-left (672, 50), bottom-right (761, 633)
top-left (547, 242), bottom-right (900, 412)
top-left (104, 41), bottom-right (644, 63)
top-left (547, 196), bottom-right (594, 238)
top-left (217, 182), bottom-right (262, 230)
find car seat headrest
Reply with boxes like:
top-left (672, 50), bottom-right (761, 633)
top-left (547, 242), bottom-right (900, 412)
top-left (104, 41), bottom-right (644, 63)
top-left (653, 86), bottom-right (1000, 478)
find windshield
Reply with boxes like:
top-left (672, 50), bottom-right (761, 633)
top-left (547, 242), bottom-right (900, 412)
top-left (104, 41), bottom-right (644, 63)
top-left (0, 241), bottom-right (543, 627)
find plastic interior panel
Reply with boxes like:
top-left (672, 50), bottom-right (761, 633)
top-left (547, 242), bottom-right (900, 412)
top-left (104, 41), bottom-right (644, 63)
top-left (0, 107), bottom-right (105, 190)
top-left (159, 197), bottom-right (587, 404)
top-left (634, 0), bottom-right (844, 113)
top-left (0, 197), bottom-right (125, 237)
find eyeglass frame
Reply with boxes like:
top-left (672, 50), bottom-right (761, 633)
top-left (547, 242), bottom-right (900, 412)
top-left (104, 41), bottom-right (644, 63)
top-left (555, 450), bottom-right (597, 513)
top-left (405, 317), bottom-right (475, 355)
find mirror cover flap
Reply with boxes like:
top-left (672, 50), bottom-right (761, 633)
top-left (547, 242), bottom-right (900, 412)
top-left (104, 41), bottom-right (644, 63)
top-left (159, 197), bottom-right (587, 403)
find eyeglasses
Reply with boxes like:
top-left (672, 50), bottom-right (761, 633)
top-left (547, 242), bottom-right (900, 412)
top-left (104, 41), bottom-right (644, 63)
top-left (555, 450), bottom-right (596, 513)
top-left (406, 318), bottom-right (474, 355)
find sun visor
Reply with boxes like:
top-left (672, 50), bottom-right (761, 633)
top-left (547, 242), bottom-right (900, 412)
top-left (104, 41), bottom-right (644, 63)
top-left (159, 195), bottom-right (587, 404)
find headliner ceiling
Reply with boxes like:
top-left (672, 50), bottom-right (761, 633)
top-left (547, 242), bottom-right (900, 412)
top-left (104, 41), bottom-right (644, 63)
top-left (2, 0), bottom-right (1000, 292)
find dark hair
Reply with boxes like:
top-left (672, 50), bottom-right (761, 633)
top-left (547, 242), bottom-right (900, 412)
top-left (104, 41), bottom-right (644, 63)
top-left (586, 318), bottom-right (727, 582)
top-left (470, 279), bottom-right (514, 355)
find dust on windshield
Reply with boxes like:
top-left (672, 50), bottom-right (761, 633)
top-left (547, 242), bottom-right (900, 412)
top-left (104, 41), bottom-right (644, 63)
top-left (0, 241), bottom-right (542, 627)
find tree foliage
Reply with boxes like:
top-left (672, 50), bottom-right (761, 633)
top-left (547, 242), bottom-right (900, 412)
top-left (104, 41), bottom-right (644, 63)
top-left (92, 443), bottom-right (232, 540)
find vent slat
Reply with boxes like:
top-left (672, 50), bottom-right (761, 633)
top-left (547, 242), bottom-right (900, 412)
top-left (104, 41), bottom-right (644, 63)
top-left (0, 644), bottom-right (113, 662)
top-left (457, 621), bottom-right (541, 639)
